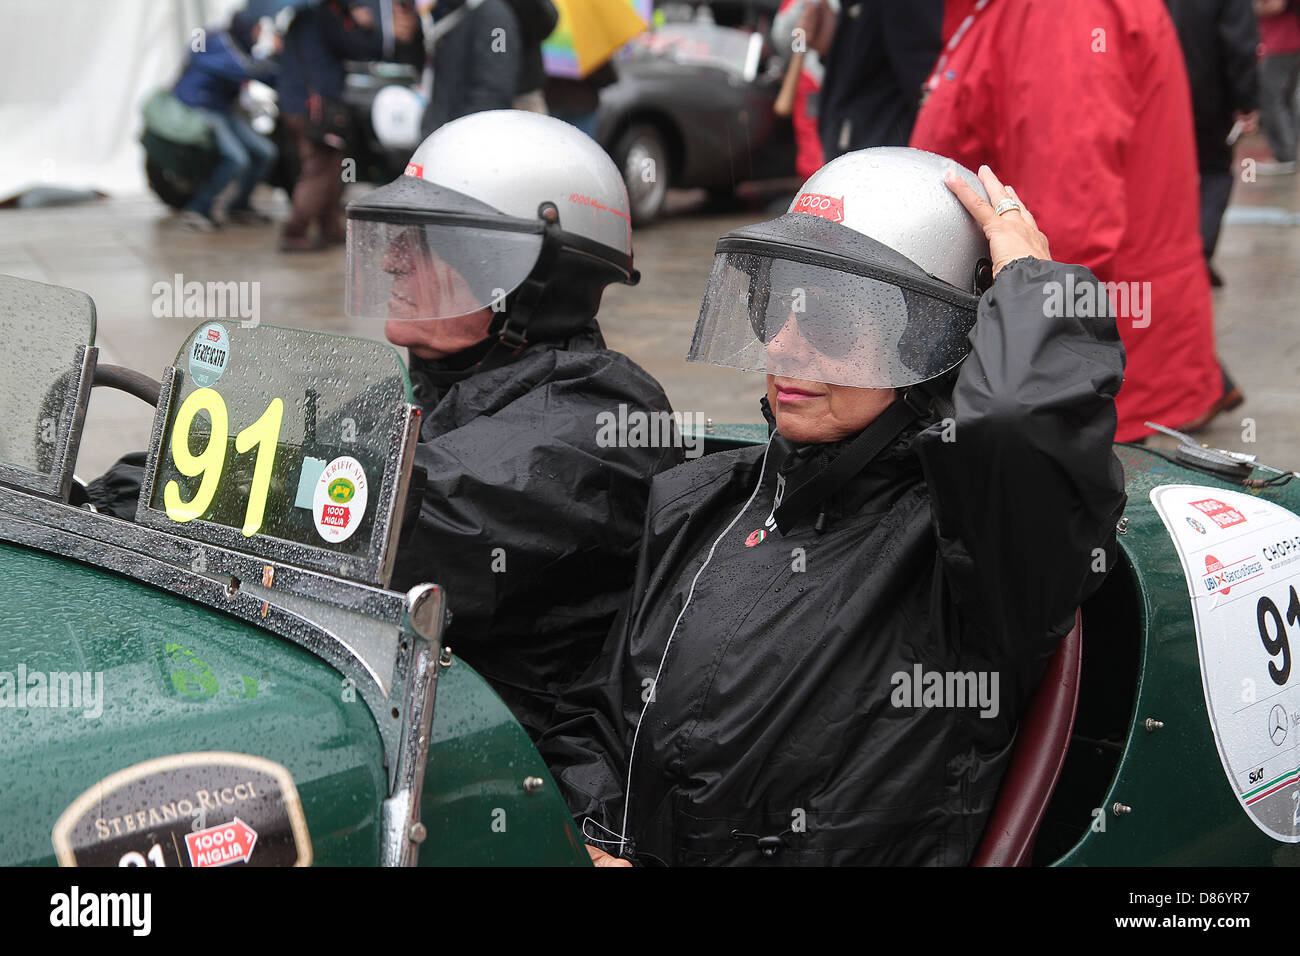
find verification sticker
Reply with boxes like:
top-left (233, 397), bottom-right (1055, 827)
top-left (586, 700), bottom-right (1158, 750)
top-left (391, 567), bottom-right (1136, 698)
top-left (312, 455), bottom-right (368, 543)
top-left (188, 323), bottom-right (230, 387)
top-left (51, 751), bottom-right (312, 867)
top-left (1152, 484), bottom-right (1300, 842)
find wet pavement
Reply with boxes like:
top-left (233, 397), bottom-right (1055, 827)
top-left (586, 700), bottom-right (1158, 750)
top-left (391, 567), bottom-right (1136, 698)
top-left (0, 141), bottom-right (1296, 482)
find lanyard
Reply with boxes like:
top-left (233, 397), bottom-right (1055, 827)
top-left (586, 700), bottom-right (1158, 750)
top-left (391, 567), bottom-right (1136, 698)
top-left (923, 0), bottom-right (993, 99)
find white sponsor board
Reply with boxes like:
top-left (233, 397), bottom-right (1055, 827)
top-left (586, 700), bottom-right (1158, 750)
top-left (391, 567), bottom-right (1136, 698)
top-left (1151, 484), bottom-right (1300, 842)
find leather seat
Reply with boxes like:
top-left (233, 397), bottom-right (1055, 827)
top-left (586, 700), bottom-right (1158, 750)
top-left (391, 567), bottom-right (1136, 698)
top-left (971, 609), bottom-right (1083, 866)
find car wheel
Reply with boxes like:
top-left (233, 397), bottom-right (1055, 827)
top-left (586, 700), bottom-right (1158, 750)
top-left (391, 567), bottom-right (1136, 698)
top-left (614, 123), bottom-right (670, 226)
top-left (145, 157), bottom-right (193, 210)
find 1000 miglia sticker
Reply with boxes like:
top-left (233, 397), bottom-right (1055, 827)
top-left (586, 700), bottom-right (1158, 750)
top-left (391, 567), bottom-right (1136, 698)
top-left (1152, 484), bottom-right (1300, 842)
top-left (51, 752), bottom-right (312, 867)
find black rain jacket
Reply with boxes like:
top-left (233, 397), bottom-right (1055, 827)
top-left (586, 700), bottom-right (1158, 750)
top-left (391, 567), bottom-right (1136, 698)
top-left (391, 325), bottom-right (682, 740)
top-left (419, 0), bottom-right (521, 138)
top-left (537, 258), bottom-right (1127, 865)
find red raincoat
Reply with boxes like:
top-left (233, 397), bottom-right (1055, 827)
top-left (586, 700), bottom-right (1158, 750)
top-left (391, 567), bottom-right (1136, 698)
top-left (911, 0), bottom-right (1220, 441)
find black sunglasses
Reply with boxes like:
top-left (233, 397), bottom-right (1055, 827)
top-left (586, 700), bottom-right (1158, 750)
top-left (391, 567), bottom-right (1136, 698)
top-left (750, 286), bottom-right (857, 358)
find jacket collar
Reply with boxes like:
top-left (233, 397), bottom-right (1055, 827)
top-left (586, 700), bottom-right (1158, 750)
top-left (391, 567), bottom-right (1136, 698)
top-left (759, 396), bottom-right (923, 531)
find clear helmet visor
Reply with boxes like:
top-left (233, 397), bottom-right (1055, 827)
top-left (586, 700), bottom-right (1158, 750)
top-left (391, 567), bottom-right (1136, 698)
top-left (686, 251), bottom-right (978, 389)
top-left (346, 219), bottom-right (544, 321)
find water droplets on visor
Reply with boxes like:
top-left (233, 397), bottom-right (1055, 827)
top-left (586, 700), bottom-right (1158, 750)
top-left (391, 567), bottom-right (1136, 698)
top-left (686, 215), bottom-right (982, 389)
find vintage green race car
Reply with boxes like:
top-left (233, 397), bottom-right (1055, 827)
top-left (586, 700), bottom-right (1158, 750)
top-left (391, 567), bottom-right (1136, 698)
top-left (1, 273), bottom-right (1298, 866)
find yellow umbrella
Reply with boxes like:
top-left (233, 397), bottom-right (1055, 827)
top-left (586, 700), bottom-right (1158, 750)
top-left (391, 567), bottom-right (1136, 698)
top-left (542, 0), bottom-right (651, 79)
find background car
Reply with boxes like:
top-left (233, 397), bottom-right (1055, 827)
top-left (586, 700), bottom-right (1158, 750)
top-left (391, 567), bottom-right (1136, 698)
top-left (595, 9), bottom-right (796, 224)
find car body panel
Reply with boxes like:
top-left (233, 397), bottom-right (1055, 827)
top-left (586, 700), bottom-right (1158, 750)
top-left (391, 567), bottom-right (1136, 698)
top-left (419, 660), bottom-right (588, 866)
top-left (0, 540), bottom-right (387, 867)
top-left (0, 538), bottom-right (589, 867)
top-left (1053, 445), bottom-right (1300, 865)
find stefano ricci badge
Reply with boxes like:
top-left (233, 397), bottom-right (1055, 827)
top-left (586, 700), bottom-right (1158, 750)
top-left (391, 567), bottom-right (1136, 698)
top-left (51, 751), bottom-right (312, 867)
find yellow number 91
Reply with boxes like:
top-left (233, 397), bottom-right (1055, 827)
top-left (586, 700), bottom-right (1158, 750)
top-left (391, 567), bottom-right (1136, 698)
top-left (164, 387), bottom-right (284, 538)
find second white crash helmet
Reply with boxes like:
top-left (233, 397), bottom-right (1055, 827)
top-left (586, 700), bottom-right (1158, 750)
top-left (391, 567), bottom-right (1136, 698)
top-left (688, 147), bottom-right (994, 389)
top-left (345, 110), bottom-right (637, 335)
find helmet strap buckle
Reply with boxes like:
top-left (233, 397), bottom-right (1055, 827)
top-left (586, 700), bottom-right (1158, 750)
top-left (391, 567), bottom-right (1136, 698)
top-left (494, 215), bottom-right (566, 351)
top-left (497, 316), bottom-right (529, 351)
top-left (901, 385), bottom-right (935, 418)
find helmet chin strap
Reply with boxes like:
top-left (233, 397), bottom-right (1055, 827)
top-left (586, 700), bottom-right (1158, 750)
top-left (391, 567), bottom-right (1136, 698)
top-left (494, 206), bottom-right (565, 351)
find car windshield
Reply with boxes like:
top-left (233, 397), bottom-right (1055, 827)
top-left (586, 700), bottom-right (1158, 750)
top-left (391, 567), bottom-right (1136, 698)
top-left (0, 275), bottom-right (94, 483)
top-left (139, 321), bottom-right (415, 583)
top-left (0, 273), bottom-right (420, 585)
top-left (622, 22), bottom-right (757, 77)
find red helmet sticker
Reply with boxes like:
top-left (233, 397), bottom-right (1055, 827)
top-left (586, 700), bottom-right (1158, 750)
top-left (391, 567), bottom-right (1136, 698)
top-left (793, 193), bottom-right (844, 222)
top-left (404, 163), bottom-right (424, 178)
top-left (568, 192), bottom-right (630, 222)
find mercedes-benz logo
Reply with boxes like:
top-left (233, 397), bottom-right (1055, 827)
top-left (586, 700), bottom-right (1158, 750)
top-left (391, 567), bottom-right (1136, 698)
top-left (1269, 704), bottom-right (1289, 746)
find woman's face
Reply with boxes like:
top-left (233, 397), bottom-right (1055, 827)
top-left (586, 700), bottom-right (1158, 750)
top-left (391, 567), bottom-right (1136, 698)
top-left (766, 375), bottom-right (897, 443)
top-left (381, 232), bottom-right (494, 359)
top-left (763, 302), bottom-right (897, 443)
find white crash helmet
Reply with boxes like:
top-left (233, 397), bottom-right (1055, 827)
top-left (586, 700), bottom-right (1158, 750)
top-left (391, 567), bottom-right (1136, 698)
top-left (346, 110), bottom-right (637, 336)
top-left (688, 147), bottom-right (994, 389)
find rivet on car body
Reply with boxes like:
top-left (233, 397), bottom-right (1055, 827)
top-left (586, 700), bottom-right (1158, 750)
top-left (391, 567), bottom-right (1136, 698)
top-left (409, 822), bottom-right (427, 843)
top-left (1144, 717), bottom-right (1164, 732)
top-left (706, 417), bottom-right (714, 434)
top-left (1112, 802), bottom-right (1132, 816)
top-left (523, 776), bottom-right (544, 793)
top-left (439, 646), bottom-right (454, 668)
top-left (1116, 517), bottom-right (1129, 535)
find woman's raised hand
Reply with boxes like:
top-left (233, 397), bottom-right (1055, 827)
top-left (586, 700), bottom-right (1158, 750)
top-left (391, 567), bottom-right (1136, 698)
top-left (944, 164), bottom-right (1051, 279)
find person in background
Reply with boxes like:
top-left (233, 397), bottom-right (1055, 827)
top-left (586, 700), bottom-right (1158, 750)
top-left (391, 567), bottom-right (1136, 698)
top-left (1256, 0), bottom-right (1300, 173)
top-left (173, 11), bottom-right (280, 231)
top-left (911, 0), bottom-right (1237, 439)
top-left (506, 0), bottom-right (559, 112)
top-left (798, 0), bottom-right (943, 161)
top-left (1167, 0), bottom-right (1260, 288)
top-left (771, 0), bottom-right (826, 181)
top-left (278, 0), bottom-right (421, 251)
top-left (418, 0), bottom-right (521, 137)
top-left (545, 63), bottom-right (618, 138)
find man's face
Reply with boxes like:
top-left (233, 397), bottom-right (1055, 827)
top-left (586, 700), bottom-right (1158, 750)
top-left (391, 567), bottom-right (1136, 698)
top-left (381, 232), bottom-right (494, 359)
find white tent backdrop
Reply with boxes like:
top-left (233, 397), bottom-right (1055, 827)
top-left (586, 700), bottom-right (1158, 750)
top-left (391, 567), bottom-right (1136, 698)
top-left (0, 0), bottom-right (247, 200)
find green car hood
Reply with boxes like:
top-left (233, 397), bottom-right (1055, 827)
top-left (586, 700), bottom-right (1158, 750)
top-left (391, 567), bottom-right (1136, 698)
top-left (0, 542), bottom-right (388, 866)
